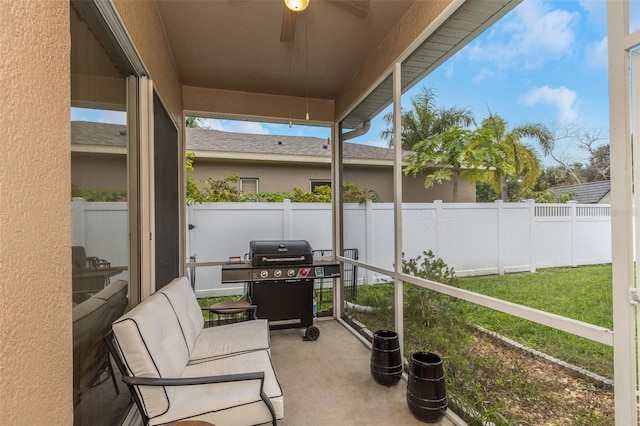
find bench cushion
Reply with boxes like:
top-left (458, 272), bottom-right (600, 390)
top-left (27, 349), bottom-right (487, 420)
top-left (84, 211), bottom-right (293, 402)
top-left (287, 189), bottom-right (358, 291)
top-left (148, 349), bottom-right (284, 426)
top-left (112, 293), bottom-right (190, 418)
top-left (189, 319), bottom-right (271, 364)
top-left (157, 277), bottom-right (204, 354)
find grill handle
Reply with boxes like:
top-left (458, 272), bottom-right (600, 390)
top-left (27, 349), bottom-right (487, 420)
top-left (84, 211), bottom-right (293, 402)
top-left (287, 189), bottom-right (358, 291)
top-left (261, 256), bottom-right (306, 263)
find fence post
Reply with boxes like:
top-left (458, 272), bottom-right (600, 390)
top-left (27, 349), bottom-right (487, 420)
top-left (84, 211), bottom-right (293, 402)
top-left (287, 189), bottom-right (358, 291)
top-left (527, 199), bottom-right (536, 273)
top-left (283, 199), bottom-right (292, 240)
top-left (495, 200), bottom-right (504, 275)
top-left (365, 199), bottom-right (375, 284)
top-left (569, 201), bottom-right (578, 267)
top-left (71, 197), bottom-right (86, 247)
top-left (186, 204), bottom-right (196, 264)
top-left (434, 200), bottom-right (442, 259)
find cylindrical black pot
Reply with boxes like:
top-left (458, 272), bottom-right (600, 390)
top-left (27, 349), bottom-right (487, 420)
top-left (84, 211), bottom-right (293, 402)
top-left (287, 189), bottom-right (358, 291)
top-left (370, 330), bottom-right (402, 386)
top-left (406, 351), bottom-right (447, 423)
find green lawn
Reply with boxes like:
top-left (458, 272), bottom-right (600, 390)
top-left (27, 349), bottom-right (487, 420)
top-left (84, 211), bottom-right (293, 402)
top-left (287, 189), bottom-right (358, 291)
top-left (345, 265), bottom-right (615, 424)
top-left (457, 265), bottom-right (613, 377)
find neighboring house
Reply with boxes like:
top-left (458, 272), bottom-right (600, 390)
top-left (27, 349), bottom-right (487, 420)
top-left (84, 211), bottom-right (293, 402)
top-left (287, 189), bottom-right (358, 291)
top-left (71, 121), bottom-right (128, 193)
top-left (72, 121), bottom-right (476, 203)
top-left (550, 180), bottom-right (611, 204)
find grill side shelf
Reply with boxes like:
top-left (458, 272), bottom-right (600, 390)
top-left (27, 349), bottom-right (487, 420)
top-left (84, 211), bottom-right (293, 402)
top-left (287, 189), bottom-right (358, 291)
top-left (221, 261), bottom-right (340, 283)
top-left (220, 264), bottom-right (253, 283)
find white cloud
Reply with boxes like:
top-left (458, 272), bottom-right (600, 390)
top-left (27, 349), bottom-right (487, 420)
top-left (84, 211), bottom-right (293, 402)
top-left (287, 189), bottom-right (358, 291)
top-left (467, 1), bottom-right (579, 70)
top-left (586, 36), bottom-right (608, 68)
top-left (443, 62), bottom-right (455, 78)
top-left (205, 118), bottom-right (270, 134)
top-left (521, 85), bottom-right (578, 123)
top-left (473, 67), bottom-right (495, 83)
top-left (578, 0), bottom-right (607, 27)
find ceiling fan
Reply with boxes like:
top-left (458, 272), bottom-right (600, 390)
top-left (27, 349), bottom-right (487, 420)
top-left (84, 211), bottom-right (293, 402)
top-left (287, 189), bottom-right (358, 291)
top-left (280, 0), bottom-right (370, 43)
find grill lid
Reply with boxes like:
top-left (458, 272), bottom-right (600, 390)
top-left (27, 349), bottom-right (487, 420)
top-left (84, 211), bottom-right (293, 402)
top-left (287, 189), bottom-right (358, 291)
top-left (249, 240), bottom-right (313, 267)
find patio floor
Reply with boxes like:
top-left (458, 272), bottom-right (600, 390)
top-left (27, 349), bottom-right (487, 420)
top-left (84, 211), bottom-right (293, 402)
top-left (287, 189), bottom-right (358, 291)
top-left (269, 318), bottom-right (464, 426)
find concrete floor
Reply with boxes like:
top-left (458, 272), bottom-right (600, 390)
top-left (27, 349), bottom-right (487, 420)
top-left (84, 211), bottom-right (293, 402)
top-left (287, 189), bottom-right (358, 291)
top-left (270, 318), bottom-right (464, 426)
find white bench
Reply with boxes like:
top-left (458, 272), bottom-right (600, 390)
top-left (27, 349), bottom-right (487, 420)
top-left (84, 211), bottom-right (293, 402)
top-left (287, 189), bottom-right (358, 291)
top-left (106, 277), bottom-right (283, 425)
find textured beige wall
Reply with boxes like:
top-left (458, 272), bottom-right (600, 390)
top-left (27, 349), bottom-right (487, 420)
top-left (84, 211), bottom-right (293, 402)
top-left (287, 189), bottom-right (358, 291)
top-left (0, 1), bottom-right (72, 424)
top-left (113, 0), bottom-right (184, 127)
top-left (183, 85), bottom-right (335, 124)
top-left (72, 153), bottom-right (128, 192)
top-left (192, 159), bottom-right (475, 203)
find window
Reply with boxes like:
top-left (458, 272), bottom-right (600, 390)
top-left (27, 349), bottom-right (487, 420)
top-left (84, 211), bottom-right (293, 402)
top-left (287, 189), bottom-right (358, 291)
top-left (310, 180), bottom-right (331, 192)
top-left (240, 178), bottom-right (259, 195)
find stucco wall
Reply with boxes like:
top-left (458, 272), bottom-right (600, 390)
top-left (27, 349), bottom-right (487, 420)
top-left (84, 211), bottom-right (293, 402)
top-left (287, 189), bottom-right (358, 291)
top-left (0, 1), bottom-right (72, 424)
top-left (72, 153), bottom-right (128, 192)
top-left (192, 159), bottom-right (475, 203)
top-left (113, 0), bottom-right (184, 127)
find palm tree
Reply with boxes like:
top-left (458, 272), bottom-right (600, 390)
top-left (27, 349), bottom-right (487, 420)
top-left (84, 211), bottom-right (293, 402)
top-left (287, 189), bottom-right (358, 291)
top-left (381, 87), bottom-right (475, 150)
top-left (480, 113), bottom-right (553, 201)
top-left (404, 126), bottom-right (512, 202)
top-left (186, 116), bottom-right (206, 128)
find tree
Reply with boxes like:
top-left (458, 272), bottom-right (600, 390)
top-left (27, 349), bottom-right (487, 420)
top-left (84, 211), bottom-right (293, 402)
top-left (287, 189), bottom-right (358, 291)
top-left (381, 87), bottom-right (475, 150)
top-left (186, 152), bottom-right (242, 203)
top-left (404, 126), bottom-right (507, 201)
top-left (479, 113), bottom-right (552, 201)
top-left (535, 164), bottom-right (585, 190)
top-left (545, 122), bottom-right (609, 184)
top-left (186, 116), bottom-right (206, 128)
top-left (584, 144), bottom-right (610, 181)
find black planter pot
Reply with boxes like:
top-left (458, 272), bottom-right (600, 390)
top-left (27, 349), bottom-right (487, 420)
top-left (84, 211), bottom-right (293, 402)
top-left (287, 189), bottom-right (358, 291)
top-left (370, 330), bottom-right (402, 386)
top-left (406, 351), bottom-right (447, 423)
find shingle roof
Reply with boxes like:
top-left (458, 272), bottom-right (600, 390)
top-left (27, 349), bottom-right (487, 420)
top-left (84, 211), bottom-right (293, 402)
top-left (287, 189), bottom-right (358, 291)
top-left (71, 121), bottom-right (127, 146)
top-left (188, 127), bottom-right (403, 160)
top-left (550, 180), bottom-right (611, 203)
top-left (71, 121), bottom-right (406, 161)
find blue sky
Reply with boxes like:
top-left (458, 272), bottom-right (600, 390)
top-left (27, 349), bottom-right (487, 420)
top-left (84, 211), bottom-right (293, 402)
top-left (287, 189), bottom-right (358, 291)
top-left (72, 0), bottom-right (640, 166)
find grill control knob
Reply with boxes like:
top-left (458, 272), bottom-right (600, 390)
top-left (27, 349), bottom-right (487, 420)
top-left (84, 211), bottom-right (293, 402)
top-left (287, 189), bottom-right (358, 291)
top-left (274, 269), bottom-right (282, 278)
top-left (260, 270), bottom-right (268, 279)
top-left (287, 269), bottom-right (296, 277)
top-left (299, 268), bottom-right (309, 277)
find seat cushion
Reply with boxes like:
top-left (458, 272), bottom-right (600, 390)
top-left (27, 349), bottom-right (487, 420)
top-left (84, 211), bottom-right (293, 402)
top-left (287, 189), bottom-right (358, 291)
top-left (112, 294), bottom-right (190, 418)
top-left (189, 319), bottom-right (271, 364)
top-left (149, 349), bottom-right (284, 426)
top-left (156, 276), bottom-right (204, 354)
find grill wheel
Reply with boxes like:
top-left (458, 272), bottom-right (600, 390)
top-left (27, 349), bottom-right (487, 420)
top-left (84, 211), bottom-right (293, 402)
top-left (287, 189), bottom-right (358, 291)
top-left (304, 326), bottom-right (320, 341)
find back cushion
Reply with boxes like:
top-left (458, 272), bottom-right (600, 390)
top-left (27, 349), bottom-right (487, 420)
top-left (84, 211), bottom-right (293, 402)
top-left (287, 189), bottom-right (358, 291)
top-left (95, 280), bottom-right (129, 327)
top-left (112, 294), bottom-right (190, 418)
top-left (73, 297), bottom-right (109, 389)
top-left (156, 277), bottom-right (204, 354)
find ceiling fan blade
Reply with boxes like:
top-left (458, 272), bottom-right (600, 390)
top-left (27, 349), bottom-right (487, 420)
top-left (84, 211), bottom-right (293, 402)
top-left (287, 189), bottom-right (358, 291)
top-left (280, 6), bottom-right (297, 43)
top-left (325, 0), bottom-right (369, 18)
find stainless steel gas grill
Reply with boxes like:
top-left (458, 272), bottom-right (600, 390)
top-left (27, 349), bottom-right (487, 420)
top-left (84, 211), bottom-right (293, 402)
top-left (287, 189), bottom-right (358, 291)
top-left (221, 240), bottom-right (340, 340)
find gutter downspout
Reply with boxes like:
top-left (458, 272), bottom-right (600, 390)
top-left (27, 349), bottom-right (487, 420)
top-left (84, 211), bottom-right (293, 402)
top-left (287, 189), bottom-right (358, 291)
top-left (342, 119), bottom-right (370, 141)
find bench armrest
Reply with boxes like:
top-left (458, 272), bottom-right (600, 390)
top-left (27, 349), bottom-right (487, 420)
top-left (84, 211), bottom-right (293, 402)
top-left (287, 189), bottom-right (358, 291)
top-left (122, 371), bottom-right (264, 389)
top-left (122, 371), bottom-right (276, 425)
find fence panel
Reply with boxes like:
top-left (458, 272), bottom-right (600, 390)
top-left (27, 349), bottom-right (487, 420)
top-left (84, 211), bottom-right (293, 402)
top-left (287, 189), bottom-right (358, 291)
top-left (72, 198), bottom-right (128, 283)
top-left (437, 203), bottom-right (500, 276)
top-left (73, 199), bottom-right (613, 296)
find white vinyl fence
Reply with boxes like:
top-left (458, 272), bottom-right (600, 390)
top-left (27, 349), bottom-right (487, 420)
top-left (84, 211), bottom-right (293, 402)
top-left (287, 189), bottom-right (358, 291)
top-left (71, 198), bottom-right (129, 283)
top-left (72, 198), bottom-right (612, 296)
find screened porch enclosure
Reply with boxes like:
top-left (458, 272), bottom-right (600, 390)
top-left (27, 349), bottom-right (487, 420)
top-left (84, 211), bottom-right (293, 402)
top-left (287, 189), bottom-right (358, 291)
top-left (69, 0), bottom-right (639, 425)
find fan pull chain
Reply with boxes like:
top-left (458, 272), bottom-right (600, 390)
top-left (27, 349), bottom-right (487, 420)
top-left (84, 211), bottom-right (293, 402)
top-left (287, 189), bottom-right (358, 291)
top-left (305, 14), bottom-right (309, 121)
